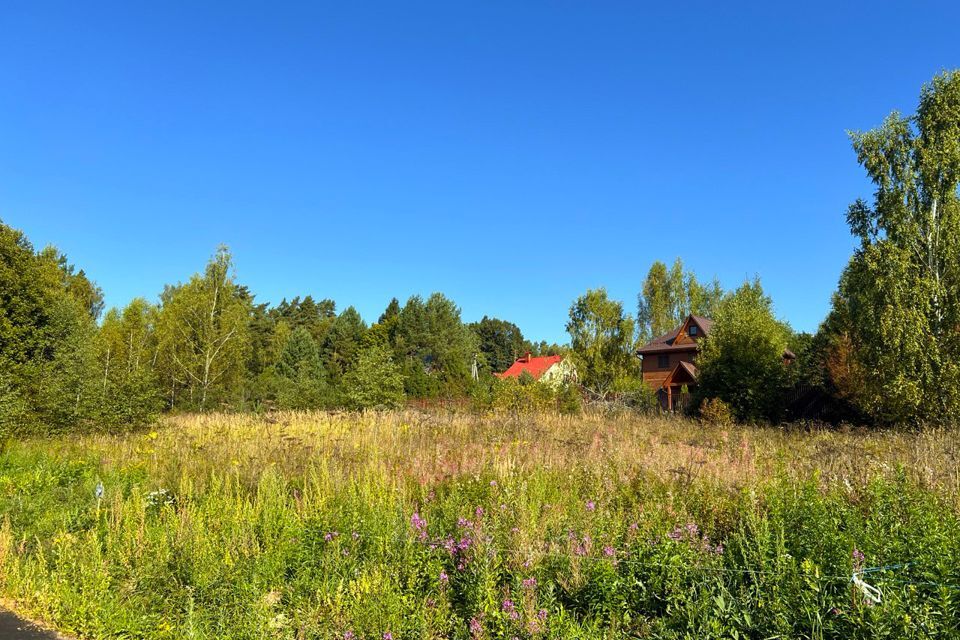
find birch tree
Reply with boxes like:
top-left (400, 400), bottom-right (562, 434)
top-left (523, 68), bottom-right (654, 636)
top-left (155, 247), bottom-right (250, 410)
top-left (831, 70), bottom-right (960, 424)
top-left (567, 288), bottom-right (637, 398)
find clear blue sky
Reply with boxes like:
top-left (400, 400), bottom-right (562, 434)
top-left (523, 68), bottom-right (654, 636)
top-left (2, 2), bottom-right (957, 344)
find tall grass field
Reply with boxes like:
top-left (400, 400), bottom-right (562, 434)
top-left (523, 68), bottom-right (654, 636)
top-left (2, 411), bottom-right (959, 638)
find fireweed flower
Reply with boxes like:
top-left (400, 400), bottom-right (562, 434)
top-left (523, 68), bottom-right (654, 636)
top-left (469, 617), bottom-right (483, 636)
top-left (501, 599), bottom-right (519, 620)
top-left (439, 571), bottom-right (449, 584)
top-left (411, 512), bottom-right (428, 541)
top-left (343, 632), bottom-right (355, 640)
top-left (411, 512), bottom-right (426, 530)
top-left (585, 500), bottom-right (596, 512)
top-left (382, 633), bottom-right (393, 640)
top-left (522, 577), bottom-right (537, 589)
top-left (603, 545), bottom-right (615, 557)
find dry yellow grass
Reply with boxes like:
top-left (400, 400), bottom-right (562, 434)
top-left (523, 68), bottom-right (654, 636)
top-left (37, 409), bottom-right (960, 503)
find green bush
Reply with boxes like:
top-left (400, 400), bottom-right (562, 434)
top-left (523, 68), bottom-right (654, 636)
top-left (699, 397), bottom-right (734, 425)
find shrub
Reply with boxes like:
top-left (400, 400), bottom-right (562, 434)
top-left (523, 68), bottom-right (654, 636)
top-left (699, 397), bottom-right (733, 425)
top-left (342, 343), bottom-right (405, 410)
top-left (557, 383), bottom-right (582, 415)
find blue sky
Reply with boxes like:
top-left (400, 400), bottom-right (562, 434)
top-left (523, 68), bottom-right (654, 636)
top-left (2, 1), bottom-right (957, 344)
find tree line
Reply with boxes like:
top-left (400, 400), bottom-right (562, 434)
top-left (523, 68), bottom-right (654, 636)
top-left (0, 231), bottom-right (566, 435)
top-left (3, 70), bottom-right (959, 433)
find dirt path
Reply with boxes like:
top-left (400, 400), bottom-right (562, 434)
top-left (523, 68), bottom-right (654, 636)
top-left (0, 608), bottom-right (68, 639)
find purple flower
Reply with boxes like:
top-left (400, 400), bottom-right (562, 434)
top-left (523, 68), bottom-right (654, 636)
top-left (383, 633), bottom-right (393, 640)
top-left (502, 598), bottom-right (519, 620)
top-left (411, 512), bottom-right (426, 531)
top-left (469, 616), bottom-right (483, 636)
top-left (351, 531), bottom-right (360, 541)
top-left (490, 480), bottom-right (497, 487)
top-left (343, 632), bottom-right (355, 640)
top-left (475, 506), bottom-right (485, 519)
top-left (439, 571), bottom-right (449, 584)
top-left (585, 500), bottom-right (596, 512)
top-left (603, 545), bottom-right (615, 557)
top-left (324, 531), bottom-right (338, 542)
top-left (537, 608), bottom-right (547, 620)
top-left (522, 577), bottom-right (537, 589)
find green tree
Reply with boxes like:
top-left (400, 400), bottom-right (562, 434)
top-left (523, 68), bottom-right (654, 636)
top-left (273, 296), bottom-right (337, 344)
top-left (154, 247), bottom-right (251, 410)
top-left (342, 342), bottom-right (405, 410)
top-left (276, 326), bottom-right (330, 409)
top-left (0, 220), bottom-right (102, 433)
top-left (469, 316), bottom-right (527, 374)
top-left (637, 258), bottom-right (722, 342)
top-left (825, 70), bottom-right (960, 425)
top-left (395, 293), bottom-right (478, 396)
top-left (566, 288), bottom-right (638, 397)
top-left (96, 298), bottom-right (162, 425)
top-left (322, 306), bottom-right (367, 379)
top-left (695, 279), bottom-right (792, 422)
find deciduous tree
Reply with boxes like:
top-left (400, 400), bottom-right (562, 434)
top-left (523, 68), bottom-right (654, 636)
top-left (154, 247), bottom-right (251, 410)
top-left (566, 288), bottom-right (638, 397)
top-left (826, 70), bottom-right (960, 424)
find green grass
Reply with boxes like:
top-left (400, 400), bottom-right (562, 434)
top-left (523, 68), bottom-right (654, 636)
top-left (1, 410), bottom-right (959, 638)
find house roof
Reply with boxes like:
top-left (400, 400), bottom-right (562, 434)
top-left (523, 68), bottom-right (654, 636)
top-left (495, 354), bottom-right (564, 380)
top-left (658, 360), bottom-right (700, 390)
top-left (636, 315), bottom-right (713, 355)
top-left (676, 360), bottom-right (699, 379)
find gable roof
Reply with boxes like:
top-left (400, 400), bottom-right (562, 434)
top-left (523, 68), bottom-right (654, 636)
top-left (495, 354), bottom-right (564, 380)
top-left (658, 360), bottom-right (699, 389)
top-left (636, 315), bottom-right (713, 355)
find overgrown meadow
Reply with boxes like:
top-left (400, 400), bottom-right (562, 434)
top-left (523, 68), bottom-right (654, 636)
top-left (2, 411), bottom-right (959, 639)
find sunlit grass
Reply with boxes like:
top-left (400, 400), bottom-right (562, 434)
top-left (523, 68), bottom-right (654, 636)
top-left (1, 410), bottom-right (959, 638)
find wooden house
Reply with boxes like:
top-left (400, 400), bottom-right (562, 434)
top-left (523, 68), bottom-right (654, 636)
top-left (636, 315), bottom-right (711, 410)
top-left (637, 314), bottom-right (796, 411)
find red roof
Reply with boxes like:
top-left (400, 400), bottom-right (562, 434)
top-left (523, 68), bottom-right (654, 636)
top-left (495, 354), bottom-right (564, 380)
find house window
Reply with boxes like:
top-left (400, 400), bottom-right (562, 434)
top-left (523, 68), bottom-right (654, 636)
top-left (689, 325), bottom-right (698, 336)
top-left (658, 354), bottom-right (670, 369)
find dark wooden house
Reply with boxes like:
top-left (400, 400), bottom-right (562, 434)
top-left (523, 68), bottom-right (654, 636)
top-left (637, 314), bottom-right (796, 411)
top-left (636, 315), bottom-right (711, 410)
